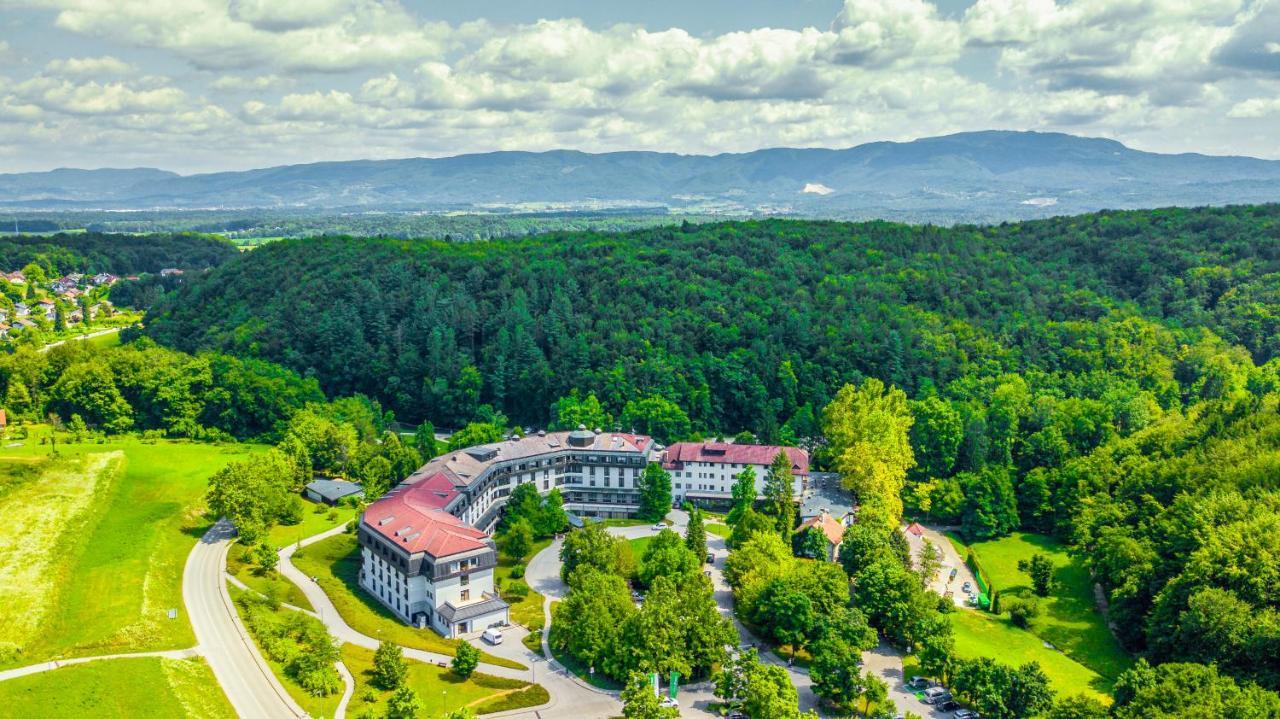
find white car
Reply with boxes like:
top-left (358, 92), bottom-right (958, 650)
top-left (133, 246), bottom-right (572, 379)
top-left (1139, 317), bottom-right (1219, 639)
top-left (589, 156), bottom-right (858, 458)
top-left (652, 522), bottom-right (667, 531)
top-left (660, 697), bottom-right (679, 709)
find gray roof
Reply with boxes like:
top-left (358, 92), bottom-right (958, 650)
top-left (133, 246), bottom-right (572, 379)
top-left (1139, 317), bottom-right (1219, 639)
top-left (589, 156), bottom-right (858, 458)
top-left (436, 595), bottom-right (509, 624)
top-left (306, 479), bottom-right (364, 501)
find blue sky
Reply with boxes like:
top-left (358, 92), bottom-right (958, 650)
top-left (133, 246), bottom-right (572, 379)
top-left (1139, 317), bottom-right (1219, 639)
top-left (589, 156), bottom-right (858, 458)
top-left (1, 0), bottom-right (1278, 173)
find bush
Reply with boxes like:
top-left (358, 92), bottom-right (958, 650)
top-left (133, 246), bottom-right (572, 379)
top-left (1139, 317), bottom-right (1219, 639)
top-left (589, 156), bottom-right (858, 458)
top-left (504, 580), bottom-right (531, 599)
top-left (1006, 597), bottom-right (1040, 629)
top-left (509, 564), bottom-right (526, 579)
top-left (280, 495), bottom-right (305, 525)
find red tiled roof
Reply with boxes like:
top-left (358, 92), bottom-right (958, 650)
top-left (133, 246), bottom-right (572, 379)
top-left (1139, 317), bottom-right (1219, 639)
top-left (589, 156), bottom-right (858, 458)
top-left (662, 442), bottom-right (809, 475)
top-left (906, 522), bottom-right (925, 537)
top-left (363, 483), bottom-right (488, 558)
top-left (798, 512), bottom-right (845, 547)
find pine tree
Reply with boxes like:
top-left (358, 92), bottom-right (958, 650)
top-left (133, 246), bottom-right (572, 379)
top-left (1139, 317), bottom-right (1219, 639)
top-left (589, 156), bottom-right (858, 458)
top-left (727, 466), bottom-right (757, 525)
top-left (685, 507), bottom-right (707, 560)
top-left (763, 451), bottom-right (797, 536)
top-left (373, 640), bottom-right (408, 689)
top-left (637, 463), bottom-right (673, 522)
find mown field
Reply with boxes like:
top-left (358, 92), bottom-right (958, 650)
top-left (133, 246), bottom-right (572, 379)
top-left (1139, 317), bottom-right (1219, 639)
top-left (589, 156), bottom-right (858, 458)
top-left (227, 505), bottom-right (357, 611)
top-left (0, 435), bottom-right (263, 668)
top-left (0, 656), bottom-right (236, 719)
top-left (290, 533), bottom-right (524, 670)
top-left (954, 532), bottom-right (1132, 684)
top-left (942, 531), bottom-right (1132, 700)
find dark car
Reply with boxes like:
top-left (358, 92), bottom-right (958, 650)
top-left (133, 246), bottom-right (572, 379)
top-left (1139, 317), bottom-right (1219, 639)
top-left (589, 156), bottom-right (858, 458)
top-left (938, 700), bottom-right (960, 712)
top-left (953, 710), bottom-right (979, 719)
top-left (906, 676), bottom-right (930, 689)
top-left (726, 712), bottom-right (747, 719)
top-left (706, 552), bottom-right (715, 564)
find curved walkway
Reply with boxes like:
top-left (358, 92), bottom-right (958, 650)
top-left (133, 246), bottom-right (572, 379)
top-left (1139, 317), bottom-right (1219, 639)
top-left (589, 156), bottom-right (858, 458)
top-left (0, 648), bottom-right (199, 683)
top-left (186, 519), bottom-right (307, 719)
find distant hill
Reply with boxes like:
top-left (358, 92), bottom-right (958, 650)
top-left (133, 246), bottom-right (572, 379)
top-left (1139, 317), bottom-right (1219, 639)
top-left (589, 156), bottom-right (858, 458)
top-left (5, 131), bottom-right (1280, 222)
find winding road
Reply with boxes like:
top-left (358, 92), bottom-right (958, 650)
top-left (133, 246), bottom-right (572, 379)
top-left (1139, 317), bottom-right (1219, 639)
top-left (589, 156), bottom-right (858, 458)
top-left (184, 519), bottom-right (307, 719)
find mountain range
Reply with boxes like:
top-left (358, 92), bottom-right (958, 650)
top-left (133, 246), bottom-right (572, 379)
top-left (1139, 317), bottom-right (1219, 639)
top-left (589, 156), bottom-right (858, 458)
top-left (4, 131), bottom-right (1280, 223)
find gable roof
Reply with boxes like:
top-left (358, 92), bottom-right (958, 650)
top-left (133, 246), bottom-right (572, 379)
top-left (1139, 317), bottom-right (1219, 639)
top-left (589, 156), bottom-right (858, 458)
top-left (798, 511), bottom-right (845, 547)
top-left (305, 478), bottom-right (364, 502)
top-left (363, 484), bottom-right (491, 558)
top-left (662, 442), bottom-right (809, 475)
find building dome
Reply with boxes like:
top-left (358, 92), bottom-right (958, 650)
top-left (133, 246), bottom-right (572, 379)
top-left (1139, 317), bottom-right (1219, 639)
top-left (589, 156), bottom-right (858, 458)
top-left (568, 423), bottom-right (595, 448)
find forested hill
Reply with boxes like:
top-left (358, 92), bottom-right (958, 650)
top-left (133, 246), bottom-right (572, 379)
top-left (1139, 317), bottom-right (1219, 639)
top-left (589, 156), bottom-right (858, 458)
top-left (0, 232), bottom-right (237, 276)
top-left (147, 205), bottom-right (1280, 432)
top-left (145, 204), bottom-right (1280, 693)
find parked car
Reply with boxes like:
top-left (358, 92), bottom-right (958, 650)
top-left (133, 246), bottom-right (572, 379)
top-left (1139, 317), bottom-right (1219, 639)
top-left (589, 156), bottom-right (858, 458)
top-left (706, 552), bottom-right (715, 564)
top-left (953, 709), bottom-right (979, 719)
top-left (652, 522), bottom-right (667, 531)
top-left (906, 676), bottom-right (930, 689)
top-left (631, 590), bottom-right (644, 602)
top-left (939, 700), bottom-right (960, 712)
top-left (949, 568), bottom-right (958, 580)
top-left (726, 711), bottom-right (747, 719)
top-left (481, 627), bottom-right (503, 645)
top-left (961, 581), bottom-right (973, 593)
top-left (660, 697), bottom-right (679, 709)
top-left (922, 687), bottom-right (950, 704)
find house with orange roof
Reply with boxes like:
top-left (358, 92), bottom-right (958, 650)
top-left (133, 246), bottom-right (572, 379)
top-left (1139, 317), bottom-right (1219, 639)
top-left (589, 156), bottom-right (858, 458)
top-left (796, 509), bottom-right (846, 561)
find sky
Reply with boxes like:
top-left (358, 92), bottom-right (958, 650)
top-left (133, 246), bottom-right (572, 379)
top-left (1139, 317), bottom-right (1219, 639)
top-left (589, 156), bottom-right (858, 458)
top-left (0, 0), bottom-right (1278, 173)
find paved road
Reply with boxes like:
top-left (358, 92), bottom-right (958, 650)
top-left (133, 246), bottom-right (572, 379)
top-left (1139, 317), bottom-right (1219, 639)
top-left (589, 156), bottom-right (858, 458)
top-left (524, 512), bottom-right (818, 718)
top-left (0, 648), bottom-right (200, 683)
top-left (184, 519), bottom-right (306, 719)
top-left (908, 524), bottom-right (977, 607)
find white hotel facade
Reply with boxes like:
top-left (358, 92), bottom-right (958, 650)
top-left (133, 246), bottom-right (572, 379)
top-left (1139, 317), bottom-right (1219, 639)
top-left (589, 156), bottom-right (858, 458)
top-left (357, 427), bottom-right (808, 636)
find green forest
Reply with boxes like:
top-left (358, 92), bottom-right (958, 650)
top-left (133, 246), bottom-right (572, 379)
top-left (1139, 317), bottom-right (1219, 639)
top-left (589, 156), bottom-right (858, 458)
top-left (0, 232), bottom-right (237, 276)
top-left (137, 204), bottom-right (1280, 707)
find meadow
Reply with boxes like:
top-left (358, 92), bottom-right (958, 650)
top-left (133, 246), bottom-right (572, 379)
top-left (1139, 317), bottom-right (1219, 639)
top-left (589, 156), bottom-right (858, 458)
top-left (953, 531), bottom-right (1133, 685)
top-left (0, 656), bottom-right (236, 718)
top-left (0, 435), bottom-right (263, 668)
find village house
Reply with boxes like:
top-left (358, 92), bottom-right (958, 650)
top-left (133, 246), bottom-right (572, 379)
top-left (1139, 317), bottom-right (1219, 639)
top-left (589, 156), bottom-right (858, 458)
top-left (796, 509), bottom-right (847, 562)
top-left (662, 441), bottom-right (809, 508)
top-left (37, 300), bottom-right (56, 320)
top-left (14, 303), bottom-right (29, 317)
top-left (160, 268), bottom-right (184, 277)
top-left (91, 273), bottom-right (118, 286)
top-left (5, 271), bottom-right (24, 285)
top-left (305, 478), bottom-right (365, 505)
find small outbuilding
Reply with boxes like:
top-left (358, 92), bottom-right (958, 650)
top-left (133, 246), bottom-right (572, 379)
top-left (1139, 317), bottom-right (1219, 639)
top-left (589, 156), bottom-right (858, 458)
top-left (304, 478), bottom-right (364, 505)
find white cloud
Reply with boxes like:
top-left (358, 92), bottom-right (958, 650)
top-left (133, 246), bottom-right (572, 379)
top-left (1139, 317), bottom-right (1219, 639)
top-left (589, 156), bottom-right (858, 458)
top-left (1228, 97), bottom-right (1280, 118)
top-left (825, 0), bottom-right (963, 66)
top-left (3, 0), bottom-right (1280, 170)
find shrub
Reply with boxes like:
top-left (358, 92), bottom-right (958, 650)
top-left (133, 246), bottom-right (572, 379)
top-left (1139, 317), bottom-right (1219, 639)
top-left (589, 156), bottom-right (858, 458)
top-left (509, 564), bottom-right (526, 579)
top-left (1006, 597), bottom-right (1040, 629)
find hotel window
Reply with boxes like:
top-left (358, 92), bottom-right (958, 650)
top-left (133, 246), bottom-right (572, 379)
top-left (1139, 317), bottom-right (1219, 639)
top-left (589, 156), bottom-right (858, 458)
top-left (461, 574), bottom-right (470, 586)
top-left (461, 589), bottom-right (471, 602)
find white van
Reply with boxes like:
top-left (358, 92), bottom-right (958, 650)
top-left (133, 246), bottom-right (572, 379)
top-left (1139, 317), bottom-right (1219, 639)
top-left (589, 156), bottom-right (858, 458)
top-left (482, 628), bottom-right (504, 645)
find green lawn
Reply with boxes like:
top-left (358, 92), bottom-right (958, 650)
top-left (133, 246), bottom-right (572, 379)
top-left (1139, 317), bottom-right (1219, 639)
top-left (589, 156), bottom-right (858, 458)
top-left (948, 607), bottom-right (1111, 702)
top-left (0, 656), bottom-right (236, 718)
top-left (227, 504), bottom-right (357, 611)
top-left (228, 585), bottom-right (342, 719)
top-left (628, 536), bottom-right (654, 558)
top-left (706, 523), bottom-right (731, 539)
top-left (290, 533), bottom-right (525, 670)
top-left (0, 436), bottom-right (264, 668)
top-left (342, 643), bottom-right (546, 717)
top-left (957, 532), bottom-right (1132, 684)
top-left (496, 538), bottom-right (551, 630)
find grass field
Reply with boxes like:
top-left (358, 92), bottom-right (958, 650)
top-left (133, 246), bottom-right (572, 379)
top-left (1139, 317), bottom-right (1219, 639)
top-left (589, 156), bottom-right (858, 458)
top-left (496, 538), bottom-right (551, 630)
top-left (948, 607), bottom-right (1110, 701)
top-left (227, 504), bottom-right (356, 611)
top-left (0, 436), bottom-right (263, 668)
top-left (290, 533), bottom-right (525, 670)
top-left (706, 523), bottom-right (731, 539)
top-left (342, 643), bottom-right (546, 717)
top-left (0, 656), bottom-right (236, 718)
top-left (228, 585), bottom-right (342, 719)
top-left (954, 532), bottom-right (1132, 685)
